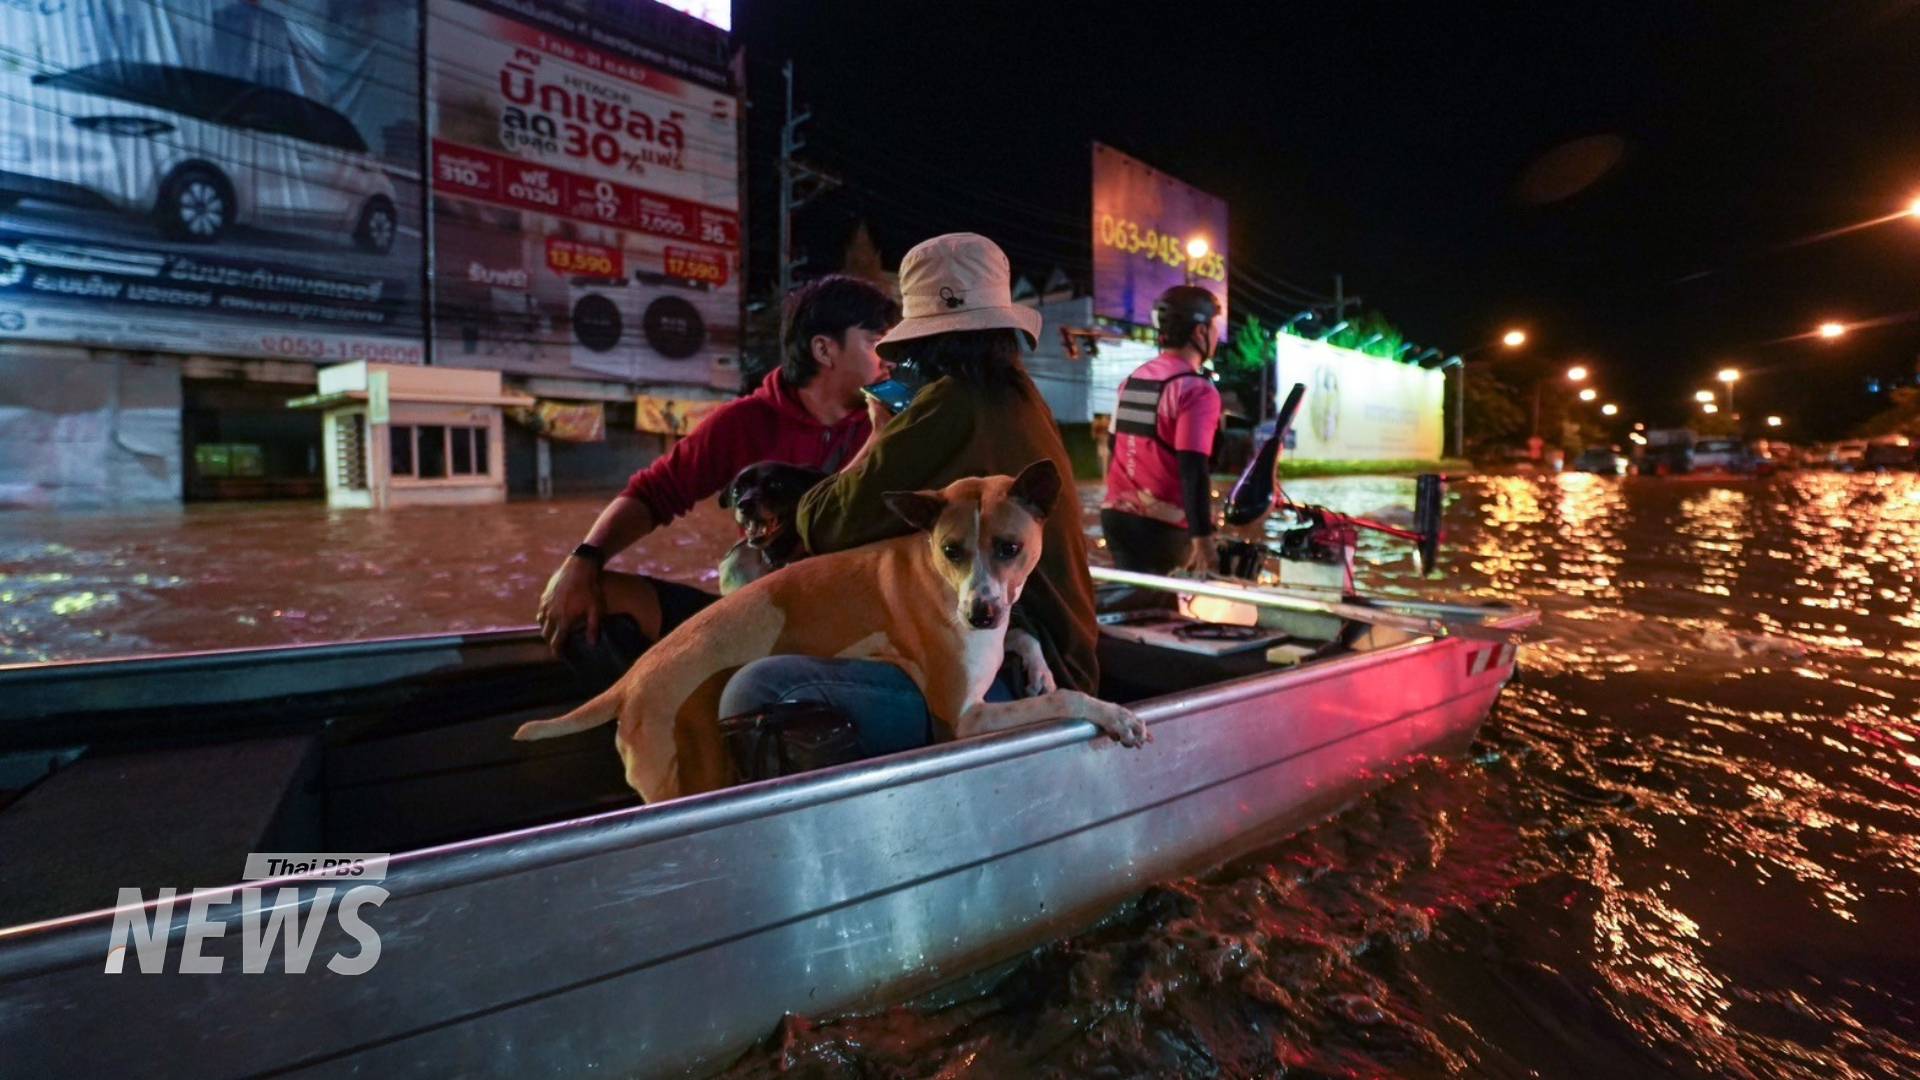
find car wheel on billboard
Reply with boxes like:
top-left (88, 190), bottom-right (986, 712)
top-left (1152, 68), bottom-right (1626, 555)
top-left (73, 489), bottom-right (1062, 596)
top-left (572, 292), bottom-right (624, 353)
top-left (642, 296), bottom-right (706, 359)
top-left (157, 166), bottom-right (234, 243)
top-left (354, 198), bottom-right (397, 254)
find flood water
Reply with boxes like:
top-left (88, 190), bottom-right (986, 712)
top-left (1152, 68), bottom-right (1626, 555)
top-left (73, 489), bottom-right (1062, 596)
top-left (5, 472), bottom-right (1920, 1077)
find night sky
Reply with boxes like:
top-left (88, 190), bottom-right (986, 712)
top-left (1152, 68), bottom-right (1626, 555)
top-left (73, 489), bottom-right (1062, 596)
top-left (732, 2), bottom-right (1920, 437)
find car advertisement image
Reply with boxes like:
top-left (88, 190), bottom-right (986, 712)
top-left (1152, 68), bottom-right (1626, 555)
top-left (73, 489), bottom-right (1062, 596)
top-left (0, 0), bottom-right (426, 362)
top-left (426, 0), bottom-right (741, 385)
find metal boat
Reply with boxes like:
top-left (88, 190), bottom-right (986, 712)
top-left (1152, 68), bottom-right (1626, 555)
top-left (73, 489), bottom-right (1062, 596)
top-left (0, 573), bottom-right (1533, 1078)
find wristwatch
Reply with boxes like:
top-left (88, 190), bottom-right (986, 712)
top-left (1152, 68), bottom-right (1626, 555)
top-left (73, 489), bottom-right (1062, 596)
top-left (571, 542), bottom-right (607, 568)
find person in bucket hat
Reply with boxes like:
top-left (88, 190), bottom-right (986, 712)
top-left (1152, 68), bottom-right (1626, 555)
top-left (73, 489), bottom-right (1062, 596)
top-left (716, 233), bottom-right (1105, 754)
top-left (874, 232), bottom-right (1042, 359)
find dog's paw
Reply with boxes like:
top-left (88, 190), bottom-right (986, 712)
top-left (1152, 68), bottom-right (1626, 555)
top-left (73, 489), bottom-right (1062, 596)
top-left (1065, 691), bottom-right (1148, 748)
top-left (1005, 629), bottom-right (1055, 697)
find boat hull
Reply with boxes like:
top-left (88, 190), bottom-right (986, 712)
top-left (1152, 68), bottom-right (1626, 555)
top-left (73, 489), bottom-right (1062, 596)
top-left (0, 625), bottom-right (1525, 1077)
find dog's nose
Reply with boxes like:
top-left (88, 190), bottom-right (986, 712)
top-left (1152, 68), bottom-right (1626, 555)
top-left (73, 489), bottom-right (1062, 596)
top-left (967, 602), bottom-right (1000, 629)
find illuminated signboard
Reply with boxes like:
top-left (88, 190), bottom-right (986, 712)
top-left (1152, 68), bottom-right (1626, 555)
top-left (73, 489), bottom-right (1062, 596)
top-left (1274, 334), bottom-right (1443, 461)
top-left (427, 0), bottom-right (741, 385)
top-left (1090, 143), bottom-right (1228, 331)
top-left (653, 0), bottom-right (731, 31)
top-left (0, 0), bottom-right (426, 362)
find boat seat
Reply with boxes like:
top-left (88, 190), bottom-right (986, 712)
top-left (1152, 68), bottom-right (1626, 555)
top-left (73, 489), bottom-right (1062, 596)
top-left (322, 705), bottom-right (635, 852)
top-left (1096, 633), bottom-right (1282, 704)
top-left (0, 735), bottom-right (321, 928)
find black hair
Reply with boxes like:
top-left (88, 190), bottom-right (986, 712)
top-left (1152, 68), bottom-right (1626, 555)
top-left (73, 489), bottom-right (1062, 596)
top-left (780, 275), bottom-right (901, 388)
top-left (893, 328), bottom-right (1026, 391)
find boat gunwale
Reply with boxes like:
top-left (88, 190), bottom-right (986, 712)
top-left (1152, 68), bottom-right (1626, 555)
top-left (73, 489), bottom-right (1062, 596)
top-left (0, 608), bottom-right (1533, 978)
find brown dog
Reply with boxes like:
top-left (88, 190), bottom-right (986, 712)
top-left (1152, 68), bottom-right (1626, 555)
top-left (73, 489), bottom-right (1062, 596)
top-left (515, 460), bottom-right (1146, 802)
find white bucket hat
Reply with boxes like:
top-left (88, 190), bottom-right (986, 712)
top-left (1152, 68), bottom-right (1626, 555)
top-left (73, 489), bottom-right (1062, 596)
top-left (876, 232), bottom-right (1043, 360)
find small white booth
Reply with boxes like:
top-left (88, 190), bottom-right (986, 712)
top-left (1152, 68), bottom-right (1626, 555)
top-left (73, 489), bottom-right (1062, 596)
top-left (291, 362), bottom-right (533, 510)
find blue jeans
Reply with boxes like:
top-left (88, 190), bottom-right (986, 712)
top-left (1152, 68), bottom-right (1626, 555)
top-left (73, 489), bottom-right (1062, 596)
top-left (717, 655), bottom-right (1023, 757)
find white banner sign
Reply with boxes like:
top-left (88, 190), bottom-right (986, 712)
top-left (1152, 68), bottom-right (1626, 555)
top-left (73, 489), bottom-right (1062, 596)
top-left (1274, 334), bottom-right (1443, 461)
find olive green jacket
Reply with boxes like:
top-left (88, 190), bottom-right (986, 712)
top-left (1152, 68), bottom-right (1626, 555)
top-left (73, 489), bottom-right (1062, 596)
top-left (795, 371), bottom-right (1100, 695)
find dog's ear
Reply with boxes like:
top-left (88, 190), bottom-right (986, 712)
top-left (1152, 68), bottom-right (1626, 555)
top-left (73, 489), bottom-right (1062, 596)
top-left (882, 490), bottom-right (946, 532)
top-left (1007, 459), bottom-right (1062, 522)
top-left (718, 482), bottom-right (738, 510)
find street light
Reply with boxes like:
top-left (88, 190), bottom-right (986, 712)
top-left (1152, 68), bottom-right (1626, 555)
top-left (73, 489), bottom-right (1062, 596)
top-left (1717, 367), bottom-right (1740, 414)
top-left (1702, 402), bottom-right (1719, 414)
top-left (1184, 237), bottom-right (1209, 285)
top-left (1601, 403), bottom-right (1619, 416)
top-left (1694, 389), bottom-right (1715, 403)
top-left (1909, 196), bottom-right (1920, 218)
top-left (1502, 329), bottom-right (1527, 348)
top-left (1578, 387), bottom-right (1598, 402)
top-left (1766, 415), bottom-right (1783, 427)
top-left (1566, 365), bottom-right (1589, 382)
top-left (1818, 321), bottom-right (1847, 339)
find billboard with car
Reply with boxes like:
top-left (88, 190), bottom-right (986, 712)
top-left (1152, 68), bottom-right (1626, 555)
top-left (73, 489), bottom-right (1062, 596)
top-left (1273, 333), bottom-right (1443, 461)
top-left (0, 0), bottom-right (425, 361)
top-left (1090, 143), bottom-right (1228, 332)
top-left (427, 0), bottom-right (741, 386)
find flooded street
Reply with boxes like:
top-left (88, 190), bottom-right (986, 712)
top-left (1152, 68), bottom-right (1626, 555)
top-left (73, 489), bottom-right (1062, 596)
top-left (6, 473), bottom-right (1920, 1076)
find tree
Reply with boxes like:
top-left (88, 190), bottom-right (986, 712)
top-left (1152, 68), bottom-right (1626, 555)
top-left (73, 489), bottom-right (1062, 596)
top-left (1321, 309), bottom-right (1406, 360)
top-left (1460, 366), bottom-right (1527, 451)
top-left (1856, 386), bottom-right (1920, 437)
top-left (1216, 315), bottom-right (1273, 419)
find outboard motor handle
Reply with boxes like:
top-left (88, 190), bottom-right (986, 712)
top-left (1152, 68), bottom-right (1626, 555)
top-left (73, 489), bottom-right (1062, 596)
top-left (1224, 382), bottom-right (1307, 526)
top-left (1414, 472), bottom-right (1445, 574)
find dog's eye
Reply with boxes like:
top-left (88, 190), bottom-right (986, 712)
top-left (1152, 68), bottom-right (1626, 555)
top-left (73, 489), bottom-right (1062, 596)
top-left (993, 540), bottom-right (1022, 561)
top-left (942, 542), bottom-right (968, 564)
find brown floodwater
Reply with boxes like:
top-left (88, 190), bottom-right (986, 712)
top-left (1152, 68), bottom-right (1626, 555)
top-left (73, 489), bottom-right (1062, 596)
top-left (4, 473), bottom-right (1920, 1077)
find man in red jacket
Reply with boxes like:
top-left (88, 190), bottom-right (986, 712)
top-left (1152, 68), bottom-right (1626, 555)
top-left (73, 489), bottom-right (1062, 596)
top-left (537, 275), bottom-right (898, 677)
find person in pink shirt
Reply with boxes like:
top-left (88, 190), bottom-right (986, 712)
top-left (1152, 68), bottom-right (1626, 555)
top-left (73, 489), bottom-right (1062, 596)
top-left (1100, 285), bottom-right (1225, 575)
top-left (536, 275), bottom-right (898, 681)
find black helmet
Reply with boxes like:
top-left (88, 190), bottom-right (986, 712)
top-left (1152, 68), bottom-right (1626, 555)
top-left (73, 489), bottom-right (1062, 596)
top-left (1153, 285), bottom-right (1220, 351)
top-left (1153, 285), bottom-right (1220, 336)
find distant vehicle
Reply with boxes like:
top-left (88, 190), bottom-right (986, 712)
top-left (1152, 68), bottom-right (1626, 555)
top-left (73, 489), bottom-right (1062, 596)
top-left (1862, 435), bottom-right (1917, 470)
top-left (1571, 448), bottom-right (1630, 475)
top-left (1641, 428), bottom-right (1696, 475)
top-left (1833, 439), bottom-right (1870, 469)
top-left (1691, 437), bottom-right (1758, 473)
top-left (0, 62), bottom-right (398, 252)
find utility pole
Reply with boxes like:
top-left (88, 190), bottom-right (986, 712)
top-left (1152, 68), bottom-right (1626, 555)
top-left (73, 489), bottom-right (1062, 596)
top-left (777, 62), bottom-right (840, 303)
top-left (1333, 273), bottom-right (1345, 324)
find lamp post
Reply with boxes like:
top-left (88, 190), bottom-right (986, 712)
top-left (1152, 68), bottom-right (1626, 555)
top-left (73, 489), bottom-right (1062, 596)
top-left (1717, 367), bottom-right (1740, 416)
top-left (1438, 354), bottom-right (1464, 458)
top-left (1818, 321), bottom-right (1847, 339)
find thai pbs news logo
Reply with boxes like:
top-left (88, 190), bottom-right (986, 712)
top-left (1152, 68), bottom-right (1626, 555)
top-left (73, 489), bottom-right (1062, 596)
top-left (104, 854), bottom-right (389, 975)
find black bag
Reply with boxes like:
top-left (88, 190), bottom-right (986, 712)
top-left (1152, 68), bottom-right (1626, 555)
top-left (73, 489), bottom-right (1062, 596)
top-left (716, 702), bottom-right (864, 782)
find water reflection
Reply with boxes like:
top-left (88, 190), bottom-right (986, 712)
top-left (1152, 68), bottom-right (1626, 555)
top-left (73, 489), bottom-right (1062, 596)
top-left (733, 471), bottom-right (1920, 1078)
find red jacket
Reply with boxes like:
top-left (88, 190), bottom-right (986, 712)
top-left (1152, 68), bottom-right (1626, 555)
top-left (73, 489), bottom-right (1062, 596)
top-left (621, 371), bottom-right (870, 524)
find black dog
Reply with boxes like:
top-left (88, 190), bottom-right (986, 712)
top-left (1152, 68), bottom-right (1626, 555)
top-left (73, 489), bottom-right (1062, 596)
top-left (716, 462), bottom-right (827, 594)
